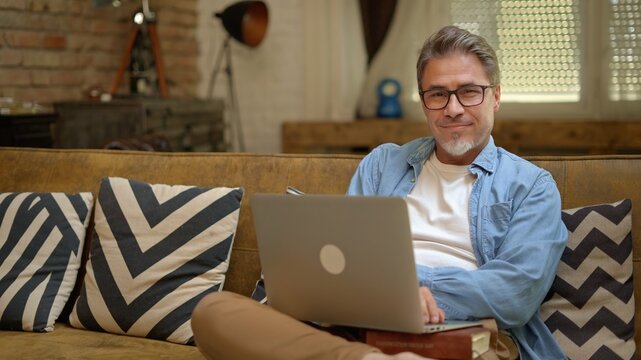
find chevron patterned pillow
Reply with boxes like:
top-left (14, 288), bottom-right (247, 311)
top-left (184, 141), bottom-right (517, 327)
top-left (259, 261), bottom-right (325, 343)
top-left (541, 199), bottom-right (636, 360)
top-left (250, 274), bottom-right (268, 304)
top-left (0, 192), bottom-right (93, 332)
top-left (69, 177), bottom-right (243, 344)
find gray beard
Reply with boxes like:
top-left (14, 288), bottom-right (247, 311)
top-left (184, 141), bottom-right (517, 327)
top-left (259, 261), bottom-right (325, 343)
top-left (440, 136), bottom-right (476, 157)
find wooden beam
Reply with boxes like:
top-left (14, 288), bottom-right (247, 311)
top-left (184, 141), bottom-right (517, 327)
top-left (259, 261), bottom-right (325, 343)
top-left (282, 120), bottom-right (429, 153)
top-left (493, 120), bottom-right (641, 155)
top-left (282, 119), bottom-right (641, 156)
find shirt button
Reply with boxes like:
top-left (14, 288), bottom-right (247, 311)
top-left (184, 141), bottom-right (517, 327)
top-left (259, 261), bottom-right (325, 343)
top-left (411, 178), bottom-right (416, 183)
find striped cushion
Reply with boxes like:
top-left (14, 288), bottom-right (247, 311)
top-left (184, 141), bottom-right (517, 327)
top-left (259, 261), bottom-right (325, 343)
top-left (250, 274), bottom-right (268, 304)
top-left (541, 199), bottom-right (636, 360)
top-left (69, 177), bottom-right (243, 344)
top-left (0, 192), bottom-right (93, 332)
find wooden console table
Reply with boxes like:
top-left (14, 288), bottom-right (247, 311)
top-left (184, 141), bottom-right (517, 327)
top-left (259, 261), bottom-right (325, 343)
top-left (0, 113), bottom-right (57, 148)
top-left (492, 120), bottom-right (641, 155)
top-left (282, 120), bottom-right (430, 154)
top-left (282, 119), bottom-right (641, 156)
top-left (54, 98), bottom-right (225, 152)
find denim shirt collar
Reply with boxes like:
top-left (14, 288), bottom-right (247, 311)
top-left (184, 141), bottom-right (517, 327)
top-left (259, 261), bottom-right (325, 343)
top-left (407, 136), bottom-right (498, 175)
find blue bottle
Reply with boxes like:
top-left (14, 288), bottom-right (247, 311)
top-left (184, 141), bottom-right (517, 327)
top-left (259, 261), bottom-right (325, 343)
top-left (376, 78), bottom-right (402, 119)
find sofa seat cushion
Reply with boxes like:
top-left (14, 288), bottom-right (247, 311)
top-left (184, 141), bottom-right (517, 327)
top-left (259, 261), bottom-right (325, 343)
top-left (0, 192), bottom-right (93, 332)
top-left (0, 323), bottom-right (204, 359)
top-left (541, 199), bottom-right (636, 360)
top-left (69, 177), bottom-right (244, 344)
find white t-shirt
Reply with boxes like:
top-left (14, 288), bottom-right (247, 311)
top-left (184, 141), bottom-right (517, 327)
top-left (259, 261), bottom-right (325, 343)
top-left (406, 152), bottom-right (479, 270)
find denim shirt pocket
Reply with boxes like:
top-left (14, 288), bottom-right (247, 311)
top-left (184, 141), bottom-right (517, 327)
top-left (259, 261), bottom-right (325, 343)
top-left (481, 200), bottom-right (513, 256)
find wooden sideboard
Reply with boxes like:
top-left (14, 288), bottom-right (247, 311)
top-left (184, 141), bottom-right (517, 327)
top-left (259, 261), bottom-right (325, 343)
top-left (492, 120), bottom-right (641, 155)
top-left (0, 113), bottom-right (57, 148)
top-left (282, 119), bottom-right (641, 156)
top-left (282, 120), bottom-right (428, 154)
top-left (54, 98), bottom-right (225, 152)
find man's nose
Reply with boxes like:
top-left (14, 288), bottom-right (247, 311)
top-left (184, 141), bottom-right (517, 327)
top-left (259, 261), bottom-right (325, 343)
top-left (444, 93), bottom-right (464, 116)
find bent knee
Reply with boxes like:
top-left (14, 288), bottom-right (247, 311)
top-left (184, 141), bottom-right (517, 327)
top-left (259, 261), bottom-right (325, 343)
top-left (191, 291), bottom-right (263, 359)
top-left (192, 292), bottom-right (243, 334)
top-left (194, 291), bottom-right (243, 316)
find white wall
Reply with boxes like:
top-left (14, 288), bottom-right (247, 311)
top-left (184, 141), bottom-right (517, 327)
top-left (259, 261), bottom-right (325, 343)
top-left (197, 0), bottom-right (306, 153)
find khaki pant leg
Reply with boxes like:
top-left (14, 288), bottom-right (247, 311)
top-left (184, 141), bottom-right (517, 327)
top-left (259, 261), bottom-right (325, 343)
top-left (476, 319), bottom-right (519, 360)
top-left (191, 291), bottom-right (378, 360)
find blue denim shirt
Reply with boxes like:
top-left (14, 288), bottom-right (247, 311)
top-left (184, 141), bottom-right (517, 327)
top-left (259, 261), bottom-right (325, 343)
top-left (347, 137), bottom-right (568, 360)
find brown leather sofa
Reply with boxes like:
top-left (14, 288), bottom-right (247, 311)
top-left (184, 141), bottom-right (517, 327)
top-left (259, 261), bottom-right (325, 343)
top-left (0, 147), bottom-right (639, 358)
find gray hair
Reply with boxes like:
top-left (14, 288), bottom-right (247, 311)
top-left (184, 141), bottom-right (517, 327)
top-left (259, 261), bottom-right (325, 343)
top-left (416, 25), bottom-right (500, 90)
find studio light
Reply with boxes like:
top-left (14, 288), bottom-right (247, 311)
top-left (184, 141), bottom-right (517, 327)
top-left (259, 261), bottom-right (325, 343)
top-left (216, 1), bottom-right (268, 48)
top-left (207, 1), bottom-right (269, 152)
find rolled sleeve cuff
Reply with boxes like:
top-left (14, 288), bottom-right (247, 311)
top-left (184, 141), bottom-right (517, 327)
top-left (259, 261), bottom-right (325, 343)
top-left (416, 264), bottom-right (433, 288)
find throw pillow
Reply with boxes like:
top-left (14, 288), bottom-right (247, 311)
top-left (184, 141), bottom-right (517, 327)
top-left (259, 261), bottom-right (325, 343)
top-left (250, 274), bottom-right (268, 304)
top-left (69, 177), bottom-right (243, 344)
top-left (0, 192), bottom-right (93, 332)
top-left (540, 199), bottom-right (636, 360)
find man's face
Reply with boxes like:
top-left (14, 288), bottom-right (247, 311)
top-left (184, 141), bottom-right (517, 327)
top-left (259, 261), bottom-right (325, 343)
top-left (420, 52), bottom-right (501, 165)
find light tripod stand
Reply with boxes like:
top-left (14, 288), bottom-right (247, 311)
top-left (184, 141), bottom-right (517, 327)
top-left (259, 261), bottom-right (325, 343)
top-left (111, 0), bottom-right (168, 97)
top-left (207, 1), bottom-right (268, 152)
top-left (207, 36), bottom-right (244, 152)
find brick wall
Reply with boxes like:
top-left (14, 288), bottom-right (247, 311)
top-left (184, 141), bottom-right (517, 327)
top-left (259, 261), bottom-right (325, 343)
top-left (0, 0), bottom-right (336, 153)
top-left (0, 0), bottom-right (200, 106)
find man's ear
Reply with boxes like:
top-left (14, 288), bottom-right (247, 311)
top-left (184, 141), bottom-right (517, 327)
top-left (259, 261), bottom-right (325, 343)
top-left (493, 84), bottom-right (501, 112)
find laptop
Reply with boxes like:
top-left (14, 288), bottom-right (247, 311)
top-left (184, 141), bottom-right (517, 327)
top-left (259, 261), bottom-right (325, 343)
top-left (251, 193), bottom-right (481, 334)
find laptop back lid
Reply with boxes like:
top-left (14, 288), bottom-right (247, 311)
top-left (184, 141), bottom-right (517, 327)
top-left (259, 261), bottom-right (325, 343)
top-left (251, 193), bottom-right (426, 333)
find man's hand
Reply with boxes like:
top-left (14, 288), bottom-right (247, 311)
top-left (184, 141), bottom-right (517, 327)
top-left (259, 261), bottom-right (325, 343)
top-left (419, 286), bottom-right (445, 324)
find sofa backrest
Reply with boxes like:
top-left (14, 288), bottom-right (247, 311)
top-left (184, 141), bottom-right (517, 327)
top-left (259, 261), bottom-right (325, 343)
top-left (1, 147), bottom-right (640, 350)
top-left (0, 148), bottom-right (364, 297)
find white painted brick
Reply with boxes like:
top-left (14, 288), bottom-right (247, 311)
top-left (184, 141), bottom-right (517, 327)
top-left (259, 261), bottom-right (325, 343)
top-left (197, 0), bottom-right (306, 153)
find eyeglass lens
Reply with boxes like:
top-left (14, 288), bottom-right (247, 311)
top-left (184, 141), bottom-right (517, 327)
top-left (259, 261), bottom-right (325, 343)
top-left (422, 85), bottom-right (488, 110)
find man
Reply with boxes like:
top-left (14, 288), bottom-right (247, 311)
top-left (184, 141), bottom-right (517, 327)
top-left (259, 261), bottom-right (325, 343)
top-left (346, 25), bottom-right (568, 359)
top-left (191, 26), bottom-right (567, 360)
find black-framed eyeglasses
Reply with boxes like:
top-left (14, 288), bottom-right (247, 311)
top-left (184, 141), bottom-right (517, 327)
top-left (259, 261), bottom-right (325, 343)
top-left (419, 84), bottom-right (496, 110)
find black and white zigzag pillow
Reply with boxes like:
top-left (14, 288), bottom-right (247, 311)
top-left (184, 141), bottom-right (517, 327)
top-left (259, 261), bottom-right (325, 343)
top-left (250, 274), bottom-right (268, 304)
top-left (69, 177), bottom-right (243, 344)
top-left (541, 199), bottom-right (636, 360)
top-left (0, 192), bottom-right (93, 332)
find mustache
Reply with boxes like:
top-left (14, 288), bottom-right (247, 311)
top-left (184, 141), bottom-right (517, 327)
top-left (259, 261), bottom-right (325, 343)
top-left (436, 117), bottom-right (471, 127)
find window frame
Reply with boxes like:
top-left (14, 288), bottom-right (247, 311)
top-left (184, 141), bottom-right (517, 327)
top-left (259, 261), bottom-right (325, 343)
top-left (471, 0), bottom-right (641, 121)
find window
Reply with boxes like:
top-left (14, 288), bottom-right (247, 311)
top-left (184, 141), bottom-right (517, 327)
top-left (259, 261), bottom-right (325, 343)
top-left (450, 0), bottom-right (641, 119)
top-left (609, 0), bottom-right (641, 101)
top-left (453, 0), bottom-right (581, 103)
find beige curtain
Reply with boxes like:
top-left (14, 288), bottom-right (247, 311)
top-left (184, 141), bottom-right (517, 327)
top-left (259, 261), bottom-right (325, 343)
top-left (357, 0), bottom-right (451, 121)
top-left (303, 0), bottom-right (367, 120)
